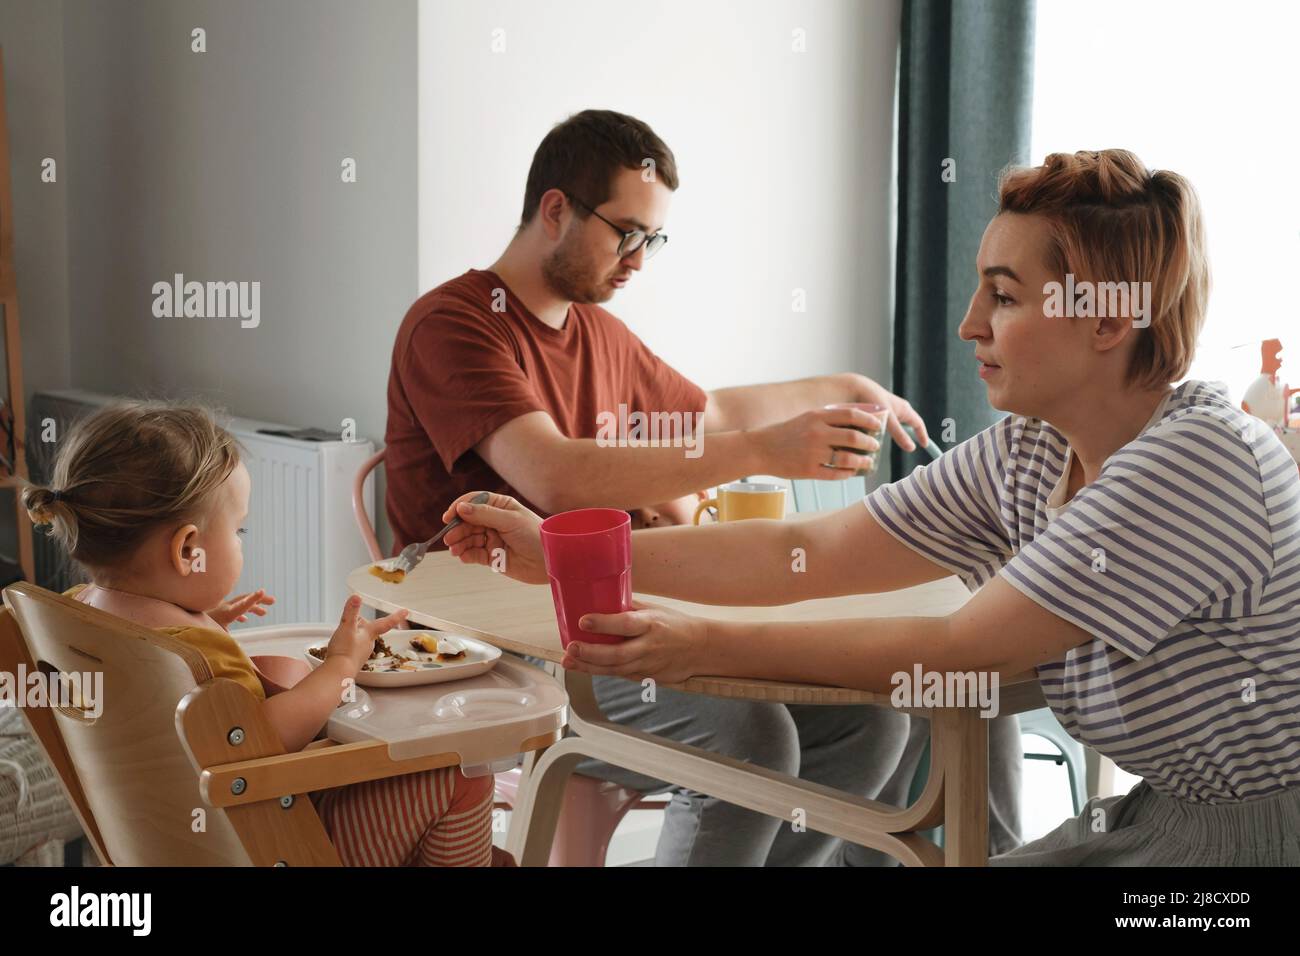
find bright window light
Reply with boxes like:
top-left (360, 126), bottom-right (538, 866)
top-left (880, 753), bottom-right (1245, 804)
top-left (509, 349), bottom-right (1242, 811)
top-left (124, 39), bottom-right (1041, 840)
top-left (1031, 0), bottom-right (1300, 401)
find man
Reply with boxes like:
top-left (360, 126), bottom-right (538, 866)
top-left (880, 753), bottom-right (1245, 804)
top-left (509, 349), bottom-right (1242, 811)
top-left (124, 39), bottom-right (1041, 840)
top-left (385, 109), bottom-right (1021, 864)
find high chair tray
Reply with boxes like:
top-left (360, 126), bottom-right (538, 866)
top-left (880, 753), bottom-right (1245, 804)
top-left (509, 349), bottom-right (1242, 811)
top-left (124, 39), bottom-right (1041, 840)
top-left (235, 627), bottom-right (568, 766)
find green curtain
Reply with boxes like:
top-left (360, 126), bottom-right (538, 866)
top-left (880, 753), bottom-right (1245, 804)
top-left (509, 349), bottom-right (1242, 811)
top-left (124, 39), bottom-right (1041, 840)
top-left (891, 0), bottom-right (1036, 475)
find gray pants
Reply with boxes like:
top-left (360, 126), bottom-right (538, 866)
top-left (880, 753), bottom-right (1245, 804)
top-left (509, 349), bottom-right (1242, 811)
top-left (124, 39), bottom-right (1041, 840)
top-left (992, 779), bottom-right (1300, 866)
top-left (568, 671), bottom-right (1024, 865)
top-left (846, 710), bottom-right (1025, 865)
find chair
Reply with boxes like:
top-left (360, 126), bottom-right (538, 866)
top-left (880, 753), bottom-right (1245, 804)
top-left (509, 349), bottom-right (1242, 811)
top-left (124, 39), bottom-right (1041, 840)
top-left (1018, 708), bottom-right (1087, 815)
top-left (352, 449), bottom-right (665, 866)
top-left (351, 448), bottom-right (387, 564)
top-left (0, 582), bottom-right (508, 866)
top-left (0, 701), bottom-right (84, 865)
top-left (789, 474), bottom-right (869, 512)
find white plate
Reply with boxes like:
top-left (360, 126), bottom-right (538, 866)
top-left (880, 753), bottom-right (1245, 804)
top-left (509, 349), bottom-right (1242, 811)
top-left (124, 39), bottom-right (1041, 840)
top-left (304, 632), bottom-right (501, 687)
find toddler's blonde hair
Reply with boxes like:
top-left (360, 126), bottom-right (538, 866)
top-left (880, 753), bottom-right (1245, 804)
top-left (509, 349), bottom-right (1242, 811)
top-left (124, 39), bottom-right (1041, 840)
top-left (19, 401), bottom-right (241, 570)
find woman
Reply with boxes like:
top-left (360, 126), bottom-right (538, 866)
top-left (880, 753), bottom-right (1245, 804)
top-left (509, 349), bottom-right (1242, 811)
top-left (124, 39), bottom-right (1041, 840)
top-left (442, 150), bottom-right (1300, 865)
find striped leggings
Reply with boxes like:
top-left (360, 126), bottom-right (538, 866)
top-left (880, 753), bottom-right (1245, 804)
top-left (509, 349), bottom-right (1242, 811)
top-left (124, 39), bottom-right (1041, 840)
top-left (311, 767), bottom-right (495, 867)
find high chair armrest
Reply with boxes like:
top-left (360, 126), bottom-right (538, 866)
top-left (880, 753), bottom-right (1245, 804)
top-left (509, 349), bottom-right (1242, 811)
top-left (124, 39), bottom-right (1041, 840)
top-left (201, 731), bottom-right (560, 807)
top-left (200, 738), bottom-right (459, 807)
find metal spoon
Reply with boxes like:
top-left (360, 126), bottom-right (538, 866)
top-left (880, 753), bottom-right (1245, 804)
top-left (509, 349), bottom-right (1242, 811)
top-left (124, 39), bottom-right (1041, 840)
top-left (382, 491), bottom-right (491, 575)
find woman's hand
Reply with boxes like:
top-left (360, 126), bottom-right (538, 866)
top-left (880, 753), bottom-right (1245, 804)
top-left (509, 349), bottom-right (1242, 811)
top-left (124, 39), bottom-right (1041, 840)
top-left (208, 588), bottom-right (275, 628)
top-left (561, 601), bottom-right (709, 685)
top-left (440, 491), bottom-right (547, 585)
top-left (324, 595), bottom-right (409, 672)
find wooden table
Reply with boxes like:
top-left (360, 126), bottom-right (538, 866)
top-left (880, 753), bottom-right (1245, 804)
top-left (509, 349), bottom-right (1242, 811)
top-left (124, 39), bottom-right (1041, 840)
top-left (348, 553), bottom-right (1046, 866)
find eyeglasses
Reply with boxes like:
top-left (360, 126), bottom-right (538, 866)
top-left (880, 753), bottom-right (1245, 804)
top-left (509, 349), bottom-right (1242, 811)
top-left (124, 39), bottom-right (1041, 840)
top-left (567, 194), bottom-right (668, 260)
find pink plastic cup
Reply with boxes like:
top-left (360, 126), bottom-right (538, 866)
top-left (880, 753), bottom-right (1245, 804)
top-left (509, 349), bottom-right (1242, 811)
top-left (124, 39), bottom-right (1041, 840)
top-left (540, 508), bottom-right (632, 648)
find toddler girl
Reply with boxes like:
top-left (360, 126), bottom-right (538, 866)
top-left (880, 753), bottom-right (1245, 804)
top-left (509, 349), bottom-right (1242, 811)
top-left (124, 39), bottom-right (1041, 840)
top-left (22, 400), bottom-right (502, 867)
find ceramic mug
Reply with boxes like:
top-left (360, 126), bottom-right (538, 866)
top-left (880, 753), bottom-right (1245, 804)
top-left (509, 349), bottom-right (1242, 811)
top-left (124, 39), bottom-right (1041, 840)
top-left (692, 481), bottom-right (787, 524)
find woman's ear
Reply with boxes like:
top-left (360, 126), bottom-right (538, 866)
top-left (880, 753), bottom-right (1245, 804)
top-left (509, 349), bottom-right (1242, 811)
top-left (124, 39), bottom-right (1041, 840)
top-left (1092, 311), bottom-right (1138, 355)
top-left (168, 524), bottom-right (203, 576)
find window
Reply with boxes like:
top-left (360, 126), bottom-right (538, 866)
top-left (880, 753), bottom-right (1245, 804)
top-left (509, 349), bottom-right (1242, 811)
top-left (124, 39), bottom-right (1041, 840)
top-left (1031, 0), bottom-right (1300, 399)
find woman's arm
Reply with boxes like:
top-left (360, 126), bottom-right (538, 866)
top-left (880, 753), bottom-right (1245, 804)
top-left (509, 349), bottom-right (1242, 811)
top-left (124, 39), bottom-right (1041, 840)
top-left (444, 493), bottom-right (952, 605)
top-left (631, 503), bottom-right (952, 605)
top-left (566, 576), bottom-right (1093, 691)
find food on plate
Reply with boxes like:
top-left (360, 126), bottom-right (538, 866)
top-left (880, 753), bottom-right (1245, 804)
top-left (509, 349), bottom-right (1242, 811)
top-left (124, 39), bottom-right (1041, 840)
top-left (307, 634), bottom-right (442, 672)
top-left (410, 633), bottom-right (469, 661)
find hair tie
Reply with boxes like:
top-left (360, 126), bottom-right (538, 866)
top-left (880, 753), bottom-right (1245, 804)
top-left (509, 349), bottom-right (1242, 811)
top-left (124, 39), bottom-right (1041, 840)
top-left (51, 489), bottom-right (66, 503)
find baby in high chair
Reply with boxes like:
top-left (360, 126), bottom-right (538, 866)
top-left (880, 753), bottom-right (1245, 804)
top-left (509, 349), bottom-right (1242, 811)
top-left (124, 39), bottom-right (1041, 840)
top-left (21, 400), bottom-right (506, 867)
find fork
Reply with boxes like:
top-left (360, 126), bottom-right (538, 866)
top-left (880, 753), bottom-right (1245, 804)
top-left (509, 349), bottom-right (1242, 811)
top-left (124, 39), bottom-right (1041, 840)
top-left (384, 491), bottom-right (491, 575)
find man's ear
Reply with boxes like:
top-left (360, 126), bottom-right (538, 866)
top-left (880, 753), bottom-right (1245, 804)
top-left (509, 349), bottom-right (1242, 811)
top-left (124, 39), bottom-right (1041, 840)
top-left (169, 524), bottom-right (203, 576)
top-left (536, 188), bottom-right (570, 242)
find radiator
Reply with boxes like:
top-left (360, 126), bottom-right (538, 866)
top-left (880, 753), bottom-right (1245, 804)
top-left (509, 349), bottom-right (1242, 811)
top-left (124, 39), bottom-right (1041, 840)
top-left (27, 389), bottom-right (375, 628)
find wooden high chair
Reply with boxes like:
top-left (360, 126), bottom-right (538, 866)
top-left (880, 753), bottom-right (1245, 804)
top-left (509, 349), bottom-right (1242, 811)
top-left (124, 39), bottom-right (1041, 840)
top-left (0, 582), bottom-right (537, 866)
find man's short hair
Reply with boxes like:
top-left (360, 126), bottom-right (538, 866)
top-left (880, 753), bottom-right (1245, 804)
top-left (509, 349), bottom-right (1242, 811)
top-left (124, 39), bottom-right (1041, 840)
top-left (520, 109), bottom-right (678, 226)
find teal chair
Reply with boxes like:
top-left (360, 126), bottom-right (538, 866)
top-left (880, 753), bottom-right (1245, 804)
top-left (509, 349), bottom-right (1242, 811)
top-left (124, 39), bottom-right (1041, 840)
top-left (901, 712), bottom-right (1088, 849)
top-left (788, 473), bottom-right (869, 512)
top-left (790, 426), bottom-right (1089, 848)
top-left (1018, 708), bottom-right (1087, 815)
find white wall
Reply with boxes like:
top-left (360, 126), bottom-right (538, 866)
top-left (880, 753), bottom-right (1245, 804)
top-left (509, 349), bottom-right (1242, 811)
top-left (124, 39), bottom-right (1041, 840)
top-left (0, 0), bottom-right (71, 557)
top-left (59, 0), bottom-right (417, 450)
top-left (418, 0), bottom-right (899, 394)
top-left (0, 0), bottom-right (71, 409)
top-left (3, 0), bottom-right (900, 563)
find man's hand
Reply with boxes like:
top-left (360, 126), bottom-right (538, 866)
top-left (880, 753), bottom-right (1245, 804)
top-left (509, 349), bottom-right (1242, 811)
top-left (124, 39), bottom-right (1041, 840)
top-left (208, 588), bottom-right (275, 629)
top-left (441, 491), bottom-right (548, 585)
top-left (561, 600), bottom-right (709, 684)
top-left (324, 595), bottom-right (409, 672)
top-left (752, 405), bottom-right (884, 479)
top-left (847, 374), bottom-right (930, 452)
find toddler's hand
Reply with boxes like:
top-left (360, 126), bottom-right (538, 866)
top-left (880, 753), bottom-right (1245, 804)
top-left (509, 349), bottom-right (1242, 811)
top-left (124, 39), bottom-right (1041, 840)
top-left (325, 596), bottom-right (409, 672)
top-left (208, 588), bottom-right (276, 628)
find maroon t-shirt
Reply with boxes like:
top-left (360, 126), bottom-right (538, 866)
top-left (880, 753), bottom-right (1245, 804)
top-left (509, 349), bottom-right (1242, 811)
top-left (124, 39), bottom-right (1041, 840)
top-left (384, 269), bottom-right (708, 552)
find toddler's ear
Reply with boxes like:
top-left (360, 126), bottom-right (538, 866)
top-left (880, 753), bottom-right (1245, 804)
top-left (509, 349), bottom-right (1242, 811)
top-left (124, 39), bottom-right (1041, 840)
top-left (169, 524), bottom-right (203, 576)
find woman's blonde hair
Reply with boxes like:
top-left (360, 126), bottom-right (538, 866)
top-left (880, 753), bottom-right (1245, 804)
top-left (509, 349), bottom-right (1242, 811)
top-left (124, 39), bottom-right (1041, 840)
top-left (997, 149), bottom-right (1210, 389)
top-left (18, 401), bottom-right (241, 570)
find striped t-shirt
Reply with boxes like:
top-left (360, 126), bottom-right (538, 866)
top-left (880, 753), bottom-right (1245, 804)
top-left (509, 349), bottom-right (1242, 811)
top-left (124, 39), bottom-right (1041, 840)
top-left (865, 380), bottom-right (1300, 804)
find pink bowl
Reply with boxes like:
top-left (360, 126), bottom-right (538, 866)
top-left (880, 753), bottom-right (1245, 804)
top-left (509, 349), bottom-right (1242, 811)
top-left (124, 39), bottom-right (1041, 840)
top-left (250, 654), bottom-right (313, 696)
